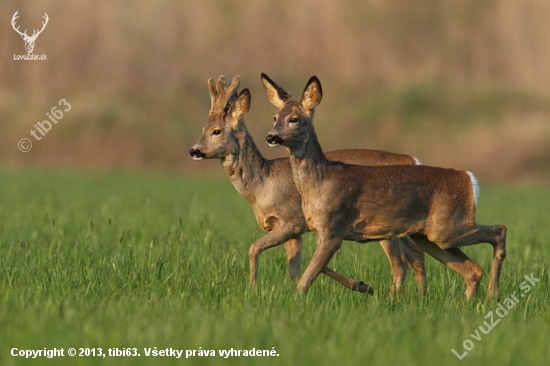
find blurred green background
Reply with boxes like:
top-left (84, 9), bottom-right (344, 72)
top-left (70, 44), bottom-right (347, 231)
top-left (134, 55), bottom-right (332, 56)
top-left (1, 0), bottom-right (549, 182)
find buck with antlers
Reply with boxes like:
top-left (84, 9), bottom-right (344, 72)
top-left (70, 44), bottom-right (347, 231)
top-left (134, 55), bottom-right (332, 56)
top-left (11, 11), bottom-right (49, 54)
top-left (263, 73), bottom-right (507, 299)
top-left (190, 75), bottom-right (426, 295)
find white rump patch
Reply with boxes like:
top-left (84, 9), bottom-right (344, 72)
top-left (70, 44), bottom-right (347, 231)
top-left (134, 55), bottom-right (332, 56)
top-left (467, 171), bottom-right (479, 208)
top-left (414, 157), bottom-right (422, 165)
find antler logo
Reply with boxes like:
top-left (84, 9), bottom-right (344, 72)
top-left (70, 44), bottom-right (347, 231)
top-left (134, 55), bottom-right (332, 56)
top-left (11, 11), bottom-right (49, 54)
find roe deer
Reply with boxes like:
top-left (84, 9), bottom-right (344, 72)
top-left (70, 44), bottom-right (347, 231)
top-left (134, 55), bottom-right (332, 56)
top-left (190, 75), bottom-right (426, 295)
top-left (263, 73), bottom-right (507, 299)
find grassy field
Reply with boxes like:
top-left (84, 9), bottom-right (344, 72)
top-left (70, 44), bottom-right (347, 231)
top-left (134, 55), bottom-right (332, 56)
top-left (0, 169), bottom-right (548, 366)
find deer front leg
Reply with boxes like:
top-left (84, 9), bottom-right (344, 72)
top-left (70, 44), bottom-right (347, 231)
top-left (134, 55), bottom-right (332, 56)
top-left (297, 230), bottom-right (344, 295)
top-left (249, 225), bottom-right (299, 287)
top-left (321, 267), bottom-right (374, 294)
top-left (284, 236), bottom-right (373, 294)
top-left (285, 236), bottom-right (374, 295)
top-left (252, 226), bottom-right (373, 295)
top-left (283, 238), bottom-right (302, 282)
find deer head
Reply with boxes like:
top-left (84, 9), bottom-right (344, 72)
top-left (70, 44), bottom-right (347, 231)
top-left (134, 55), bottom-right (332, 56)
top-left (12, 11), bottom-right (49, 54)
top-left (263, 73), bottom-right (322, 154)
top-left (189, 75), bottom-right (251, 160)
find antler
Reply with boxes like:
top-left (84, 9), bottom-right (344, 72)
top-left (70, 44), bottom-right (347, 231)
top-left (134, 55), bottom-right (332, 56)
top-left (208, 75), bottom-right (241, 114)
top-left (11, 11), bottom-right (48, 40)
top-left (30, 13), bottom-right (49, 40)
top-left (11, 11), bottom-right (28, 37)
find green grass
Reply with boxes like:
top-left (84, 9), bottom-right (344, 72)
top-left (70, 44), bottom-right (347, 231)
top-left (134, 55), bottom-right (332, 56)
top-left (0, 169), bottom-right (548, 366)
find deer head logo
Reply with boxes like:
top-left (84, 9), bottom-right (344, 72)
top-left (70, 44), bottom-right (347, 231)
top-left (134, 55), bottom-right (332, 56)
top-left (11, 11), bottom-right (49, 54)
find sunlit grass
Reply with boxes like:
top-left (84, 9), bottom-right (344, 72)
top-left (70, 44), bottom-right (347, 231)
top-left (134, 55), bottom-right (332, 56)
top-left (0, 169), bottom-right (548, 366)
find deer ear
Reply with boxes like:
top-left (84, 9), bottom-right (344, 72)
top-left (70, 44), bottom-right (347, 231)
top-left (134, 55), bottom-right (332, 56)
top-left (228, 89), bottom-right (251, 128)
top-left (261, 73), bottom-right (290, 108)
top-left (301, 76), bottom-right (322, 111)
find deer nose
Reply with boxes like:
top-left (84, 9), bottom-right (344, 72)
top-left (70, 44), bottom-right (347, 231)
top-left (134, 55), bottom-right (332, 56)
top-left (266, 134), bottom-right (283, 146)
top-left (189, 148), bottom-right (206, 160)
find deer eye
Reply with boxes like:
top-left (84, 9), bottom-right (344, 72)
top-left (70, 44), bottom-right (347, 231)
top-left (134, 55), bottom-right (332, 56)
top-left (289, 118), bottom-right (298, 123)
top-left (212, 130), bottom-right (222, 135)
top-left (273, 116), bottom-right (276, 122)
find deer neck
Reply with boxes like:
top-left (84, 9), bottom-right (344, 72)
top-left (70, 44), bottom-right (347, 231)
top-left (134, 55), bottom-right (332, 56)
top-left (221, 129), bottom-right (267, 193)
top-left (287, 129), bottom-right (328, 187)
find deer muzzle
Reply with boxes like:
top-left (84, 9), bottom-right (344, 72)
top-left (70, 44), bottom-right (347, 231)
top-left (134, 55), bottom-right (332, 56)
top-left (266, 134), bottom-right (283, 147)
top-left (189, 148), bottom-right (206, 160)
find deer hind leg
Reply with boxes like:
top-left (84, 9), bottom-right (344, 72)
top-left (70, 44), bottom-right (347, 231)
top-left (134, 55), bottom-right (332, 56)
top-left (379, 239), bottom-right (408, 296)
top-left (411, 235), bottom-right (483, 299)
top-left (446, 224), bottom-right (507, 299)
top-left (488, 225), bottom-right (507, 298)
top-left (400, 236), bottom-right (427, 296)
top-left (296, 230), bottom-right (344, 295)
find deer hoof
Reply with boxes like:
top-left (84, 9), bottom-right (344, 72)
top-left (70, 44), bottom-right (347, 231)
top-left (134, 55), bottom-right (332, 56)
top-left (355, 281), bottom-right (374, 295)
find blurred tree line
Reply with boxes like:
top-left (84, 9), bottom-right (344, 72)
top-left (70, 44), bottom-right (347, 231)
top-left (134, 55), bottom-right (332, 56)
top-left (1, 0), bottom-right (549, 183)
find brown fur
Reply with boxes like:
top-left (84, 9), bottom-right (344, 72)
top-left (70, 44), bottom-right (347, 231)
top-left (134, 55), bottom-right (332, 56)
top-left (263, 73), bottom-right (507, 299)
top-left (190, 75), bottom-right (426, 295)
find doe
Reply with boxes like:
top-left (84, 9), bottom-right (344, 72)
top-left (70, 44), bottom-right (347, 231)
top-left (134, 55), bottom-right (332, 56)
top-left (263, 74), bottom-right (506, 299)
